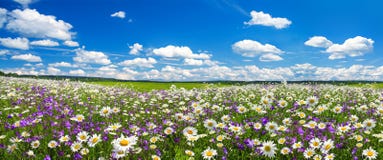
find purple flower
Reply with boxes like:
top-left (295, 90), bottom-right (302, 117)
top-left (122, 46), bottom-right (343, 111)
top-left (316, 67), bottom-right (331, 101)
top-left (44, 155), bottom-right (51, 160)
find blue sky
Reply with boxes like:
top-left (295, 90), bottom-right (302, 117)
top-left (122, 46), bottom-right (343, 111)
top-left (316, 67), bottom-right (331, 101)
top-left (0, 0), bottom-right (382, 81)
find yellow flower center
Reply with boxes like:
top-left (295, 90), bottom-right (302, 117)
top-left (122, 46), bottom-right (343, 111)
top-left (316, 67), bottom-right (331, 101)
top-left (80, 135), bottom-right (86, 140)
top-left (264, 146), bottom-right (271, 152)
top-left (187, 130), bottom-right (193, 134)
top-left (103, 110), bottom-right (109, 114)
top-left (367, 150), bottom-right (374, 157)
top-left (206, 150), bottom-right (213, 156)
top-left (208, 122), bottom-right (213, 127)
top-left (120, 139), bottom-right (129, 146)
top-left (92, 137), bottom-right (99, 143)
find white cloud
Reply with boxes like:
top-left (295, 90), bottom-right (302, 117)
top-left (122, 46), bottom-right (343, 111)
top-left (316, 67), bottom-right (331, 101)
top-left (304, 36), bottom-right (333, 48)
top-left (111, 11), bottom-right (125, 19)
top-left (6, 9), bottom-right (74, 40)
top-left (30, 39), bottom-right (59, 47)
top-left (63, 40), bottom-right (79, 47)
top-left (129, 43), bottom-right (143, 55)
top-left (325, 36), bottom-right (374, 60)
top-left (153, 45), bottom-right (211, 59)
top-left (48, 61), bottom-right (72, 67)
top-left (184, 58), bottom-right (219, 66)
top-left (119, 57), bottom-right (157, 68)
top-left (11, 53), bottom-right (41, 62)
top-left (69, 69), bottom-right (85, 75)
top-left (259, 53), bottom-right (283, 62)
top-left (0, 8), bottom-right (7, 28)
top-left (0, 37), bottom-right (29, 50)
top-left (244, 10), bottom-right (291, 29)
top-left (232, 39), bottom-right (283, 61)
top-left (73, 48), bottom-right (111, 65)
top-left (0, 49), bottom-right (9, 56)
top-left (47, 67), bottom-right (60, 75)
top-left (13, 0), bottom-right (36, 8)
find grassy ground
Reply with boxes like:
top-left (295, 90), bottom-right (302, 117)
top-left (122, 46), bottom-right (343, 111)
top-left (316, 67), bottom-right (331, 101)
top-left (89, 81), bottom-right (231, 91)
top-left (346, 83), bottom-right (383, 89)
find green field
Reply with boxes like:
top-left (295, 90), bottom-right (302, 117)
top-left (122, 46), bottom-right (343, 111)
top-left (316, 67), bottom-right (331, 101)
top-left (89, 81), bottom-right (232, 91)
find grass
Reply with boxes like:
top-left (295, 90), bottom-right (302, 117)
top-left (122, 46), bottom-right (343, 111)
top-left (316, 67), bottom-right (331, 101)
top-left (89, 81), bottom-right (231, 91)
top-left (346, 82), bottom-right (383, 89)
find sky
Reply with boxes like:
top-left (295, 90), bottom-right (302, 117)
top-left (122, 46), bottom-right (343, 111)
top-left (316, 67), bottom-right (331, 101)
top-left (0, 0), bottom-right (382, 81)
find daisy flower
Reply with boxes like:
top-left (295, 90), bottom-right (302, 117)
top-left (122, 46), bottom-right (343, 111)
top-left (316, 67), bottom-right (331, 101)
top-left (254, 122), bottom-right (262, 130)
top-left (363, 147), bottom-right (378, 160)
top-left (112, 134), bottom-right (138, 151)
top-left (306, 96), bottom-right (318, 106)
top-left (259, 141), bottom-right (277, 158)
top-left (363, 119), bottom-right (376, 130)
top-left (324, 153), bottom-right (335, 160)
top-left (265, 122), bottom-right (278, 132)
top-left (183, 127), bottom-right (198, 137)
top-left (321, 139), bottom-right (334, 153)
top-left (201, 147), bottom-right (217, 160)
top-left (80, 148), bottom-right (89, 155)
top-left (203, 119), bottom-right (217, 130)
top-left (278, 99), bottom-right (288, 108)
top-left (292, 141), bottom-right (303, 149)
top-left (280, 147), bottom-right (290, 155)
top-left (31, 140), bottom-right (40, 149)
top-left (113, 149), bottom-right (126, 159)
top-left (99, 106), bottom-right (112, 117)
top-left (309, 138), bottom-right (322, 149)
top-left (221, 115), bottom-right (230, 122)
top-left (185, 150), bottom-right (195, 156)
top-left (237, 106), bottom-right (248, 113)
top-left (107, 123), bottom-right (122, 131)
top-left (70, 114), bottom-right (85, 122)
top-left (76, 131), bottom-right (89, 142)
top-left (59, 135), bottom-right (70, 143)
top-left (164, 127), bottom-right (174, 135)
top-left (70, 141), bottom-right (82, 152)
top-left (303, 148), bottom-right (315, 159)
top-left (48, 140), bottom-right (58, 148)
top-left (152, 155), bottom-right (161, 160)
top-left (88, 134), bottom-right (101, 147)
top-left (229, 125), bottom-right (243, 134)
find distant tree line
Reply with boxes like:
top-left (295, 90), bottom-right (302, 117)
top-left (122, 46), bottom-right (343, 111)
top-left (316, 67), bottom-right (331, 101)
top-left (0, 70), bottom-right (381, 84)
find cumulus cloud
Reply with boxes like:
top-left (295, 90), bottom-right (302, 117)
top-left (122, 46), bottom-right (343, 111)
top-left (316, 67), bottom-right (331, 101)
top-left (63, 40), bottom-right (79, 47)
top-left (325, 36), bottom-right (374, 60)
top-left (0, 37), bottom-right (29, 50)
top-left (0, 8), bottom-right (7, 28)
top-left (0, 49), bottom-right (9, 56)
top-left (184, 58), bottom-right (219, 66)
top-left (13, 0), bottom-right (36, 8)
top-left (30, 39), bottom-right (59, 47)
top-left (11, 53), bottom-right (41, 62)
top-left (306, 36), bottom-right (374, 60)
top-left (69, 69), bottom-right (85, 75)
top-left (153, 45), bottom-right (211, 59)
top-left (111, 11), bottom-right (125, 19)
top-left (119, 57), bottom-right (157, 68)
top-left (244, 10), bottom-right (291, 29)
top-left (304, 36), bottom-right (333, 48)
top-left (6, 9), bottom-right (74, 40)
top-left (48, 61), bottom-right (72, 67)
top-left (259, 53), bottom-right (283, 62)
top-left (47, 67), bottom-right (60, 75)
top-left (73, 48), bottom-right (111, 65)
top-left (232, 39), bottom-right (283, 61)
top-left (129, 43), bottom-right (143, 55)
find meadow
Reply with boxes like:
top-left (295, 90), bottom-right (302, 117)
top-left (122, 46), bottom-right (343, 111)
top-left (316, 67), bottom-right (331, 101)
top-left (1, 76), bottom-right (382, 160)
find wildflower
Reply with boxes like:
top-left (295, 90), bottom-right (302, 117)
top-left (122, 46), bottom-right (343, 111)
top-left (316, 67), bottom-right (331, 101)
top-left (31, 140), bottom-right (40, 149)
top-left (306, 96), bottom-right (318, 106)
top-left (259, 141), bottom-right (277, 158)
top-left (150, 144), bottom-right (157, 149)
top-left (112, 134), bottom-right (138, 151)
top-left (77, 131), bottom-right (89, 142)
top-left (112, 107), bottom-right (120, 114)
top-left (363, 147), bottom-right (378, 160)
top-left (277, 138), bottom-right (286, 144)
top-left (21, 131), bottom-right (31, 138)
top-left (48, 140), bottom-right (58, 148)
top-left (152, 155), bottom-right (161, 160)
top-left (278, 99), bottom-right (288, 108)
top-left (113, 149), bottom-right (126, 159)
top-left (309, 138), bottom-right (322, 149)
top-left (107, 123), bottom-right (122, 131)
top-left (164, 127), bottom-right (174, 135)
top-left (150, 136), bottom-right (160, 143)
top-left (265, 122), bottom-right (278, 132)
top-left (216, 135), bottom-right (225, 142)
top-left (183, 127), bottom-right (198, 137)
top-left (88, 134), bottom-right (101, 147)
top-left (324, 153), bottom-right (335, 160)
top-left (203, 119), bottom-right (217, 130)
top-left (185, 150), bottom-right (195, 156)
top-left (363, 119), bottom-right (376, 130)
top-left (7, 144), bottom-right (17, 153)
top-left (321, 139), bottom-right (334, 153)
top-left (304, 121), bottom-right (317, 129)
top-left (254, 122), bottom-right (262, 129)
top-left (332, 106), bottom-right (342, 114)
top-left (292, 141), bottom-right (303, 149)
top-left (59, 135), bottom-right (70, 143)
top-left (280, 147), bottom-right (290, 155)
top-left (229, 125), bottom-right (242, 134)
top-left (237, 106), bottom-right (248, 113)
top-left (70, 141), bottom-right (82, 152)
top-left (99, 106), bottom-right (112, 117)
top-left (80, 148), bottom-right (89, 155)
top-left (221, 115), bottom-right (230, 122)
top-left (303, 148), bottom-right (315, 159)
top-left (313, 155), bottom-right (322, 160)
top-left (26, 150), bottom-right (34, 156)
top-left (70, 114), bottom-right (85, 122)
top-left (318, 122), bottom-right (326, 130)
top-left (201, 147), bottom-right (217, 160)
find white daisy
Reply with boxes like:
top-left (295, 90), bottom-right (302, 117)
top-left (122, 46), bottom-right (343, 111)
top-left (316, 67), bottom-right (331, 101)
top-left (76, 131), bottom-right (89, 142)
top-left (48, 140), bottom-right (58, 148)
top-left (203, 119), bottom-right (217, 130)
top-left (201, 147), bottom-right (217, 160)
top-left (70, 141), bottom-right (82, 152)
top-left (100, 106), bottom-right (112, 117)
top-left (31, 140), bottom-right (40, 149)
top-left (112, 134), bottom-right (138, 151)
top-left (259, 141), bottom-right (277, 158)
top-left (87, 134), bottom-right (101, 147)
top-left (363, 147), bottom-right (378, 160)
top-left (183, 127), bottom-right (198, 137)
top-left (303, 148), bottom-right (315, 159)
top-left (59, 135), bottom-right (70, 143)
